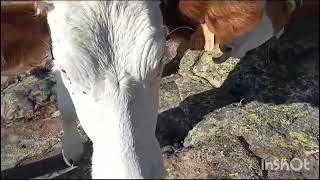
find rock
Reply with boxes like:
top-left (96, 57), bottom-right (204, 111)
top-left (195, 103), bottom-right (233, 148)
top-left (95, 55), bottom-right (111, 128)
top-left (192, 52), bottom-right (239, 88)
top-left (161, 145), bottom-right (174, 154)
top-left (156, 51), bottom-right (239, 147)
top-left (1, 75), bottom-right (56, 121)
top-left (182, 102), bottom-right (319, 178)
top-left (184, 102), bottom-right (319, 150)
top-left (51, 111), bottom-right (61, 118)
top-left (1, 91), bottom-right (34, 120)
top-left (164, 138), bottom-right (262, 179)
top-left (160, 18), bottom-right (319, 179)
top-left (164, 92), bottom-right (319, 179)
top-left (159, 74), bottom-right (181, 113)
top-left (1, 76), bottom-right (17, 91)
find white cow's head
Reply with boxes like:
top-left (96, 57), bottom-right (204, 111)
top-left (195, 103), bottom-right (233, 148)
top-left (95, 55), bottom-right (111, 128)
top-left (45, 1), bottom-right (165, 178)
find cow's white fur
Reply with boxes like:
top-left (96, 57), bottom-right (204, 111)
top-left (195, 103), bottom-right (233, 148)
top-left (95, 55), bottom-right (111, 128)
top-left (224, 0), bottom-right (281, 59)
top-left (44, 1), bottom-right (166, 178)
top-left (55, 71), bottom-right (84, 166)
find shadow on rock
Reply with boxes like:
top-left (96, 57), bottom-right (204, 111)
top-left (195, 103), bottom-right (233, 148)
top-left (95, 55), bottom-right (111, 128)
top-left (156, 17), bottom-right (319, 147)
top-left (1, 141), bottom-right (93, 179)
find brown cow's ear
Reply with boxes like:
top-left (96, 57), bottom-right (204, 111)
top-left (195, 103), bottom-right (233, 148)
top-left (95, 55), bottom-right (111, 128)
top-left (1, 1), bottom-right (50, 76)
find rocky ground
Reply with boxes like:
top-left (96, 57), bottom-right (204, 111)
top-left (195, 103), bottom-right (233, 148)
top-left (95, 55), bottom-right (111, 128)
top-left (1, 17), bottom-right (319, 179)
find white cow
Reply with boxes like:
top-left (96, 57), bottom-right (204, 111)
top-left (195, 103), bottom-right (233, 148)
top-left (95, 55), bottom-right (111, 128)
top-left (42, 1), bottom-right (166, 178)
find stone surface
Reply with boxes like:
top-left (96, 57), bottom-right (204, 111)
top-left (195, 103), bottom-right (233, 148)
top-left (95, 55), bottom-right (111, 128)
top-left (1, 72), bottom-right (56, 122)
top-left (159, 17), bottom-right (319, 179)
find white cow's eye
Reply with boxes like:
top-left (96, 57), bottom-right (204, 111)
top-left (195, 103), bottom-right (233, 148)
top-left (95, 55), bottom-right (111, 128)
top-left (61, 69), bottom-right (71, 84)
top-left (154, 57), bottom-right (165, 78)
top-left (60, 68), bottom-right (87, 95)
top-left (160, 56), bottom-right (164, 63)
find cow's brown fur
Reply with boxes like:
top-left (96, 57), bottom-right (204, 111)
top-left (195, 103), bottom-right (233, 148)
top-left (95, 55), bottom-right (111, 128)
top-left (177, 0), bottom-right (319, 51)
top-left (1, 1), bottom-right (50, 76)
top-left (178, 0), bottom-right (263, 50)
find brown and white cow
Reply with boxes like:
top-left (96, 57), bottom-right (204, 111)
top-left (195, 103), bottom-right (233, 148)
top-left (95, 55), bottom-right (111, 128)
top-left (177, 0), bottom-right (319, 62)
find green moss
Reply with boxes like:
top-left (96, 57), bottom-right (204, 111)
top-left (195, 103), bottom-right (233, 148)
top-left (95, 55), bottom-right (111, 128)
top-left (232, 126), bottom-right (252, 135)
top-left (242, 111), bottom-right (261, 125)
top-left (15, 108), bottom-right (34, 119)
top-left (233, 148), bottom-right (252, 162)
top-left (161, 91), bottom-right (179, 102)
top-left (209, 127), bottom-right (221, 134)
top-left (222, 117), bottom-right (231, 126)
top-left (175, 76), bottom-right (212, 101)
top-left (186, 130), bottom-right (208, 146)
top-left (270, 132), bottom-right (319, 151)
top-left (178, 50), bottom-right (202, 76)
top-left (271, 137), bottom-right (292, 149)
top-left (191, 53), bottom-right (239, 88)
top-left (271, 103), bottom-right (310, 120)
top-left (290, 131), bottom-right (319, 151)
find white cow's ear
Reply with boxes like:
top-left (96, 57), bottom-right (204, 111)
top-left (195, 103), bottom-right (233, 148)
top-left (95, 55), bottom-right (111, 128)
top-left (36, 1), bottom-right (54, 16)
